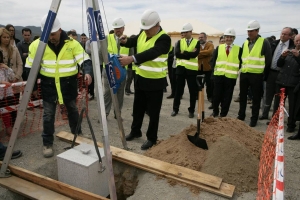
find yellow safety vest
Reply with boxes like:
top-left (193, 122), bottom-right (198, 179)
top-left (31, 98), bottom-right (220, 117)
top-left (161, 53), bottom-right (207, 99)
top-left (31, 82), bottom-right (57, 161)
top-left (136, 30), bottom-right (170, 79)
top-left (241, 37), bottom-right (265, 74)
top-left (26, 38), bottom-right (90, 104)
top-left (214, 44), bottom-right (240, 79)
top-left (176, 38), bottom-right (198, 71)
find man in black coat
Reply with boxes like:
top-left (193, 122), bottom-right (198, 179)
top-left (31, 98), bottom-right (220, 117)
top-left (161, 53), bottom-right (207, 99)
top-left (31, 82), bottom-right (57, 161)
top-left (119, 9), bottom-right (171, 150)
top-left (260, 27), bottom-right (294, 121)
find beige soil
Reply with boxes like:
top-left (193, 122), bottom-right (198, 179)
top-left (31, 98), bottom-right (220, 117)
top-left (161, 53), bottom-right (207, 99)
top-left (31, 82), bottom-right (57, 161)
top-left (145, 117), bottom-right (264, 194)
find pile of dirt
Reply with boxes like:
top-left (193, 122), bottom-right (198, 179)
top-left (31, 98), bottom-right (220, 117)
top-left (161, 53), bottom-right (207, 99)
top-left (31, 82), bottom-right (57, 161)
top-left (145, 117), bottom-right (264, 194)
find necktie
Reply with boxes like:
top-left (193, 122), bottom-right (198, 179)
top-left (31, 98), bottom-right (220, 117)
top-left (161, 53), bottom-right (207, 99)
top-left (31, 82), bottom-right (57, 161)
top-left (117, 38), bottom-right (120, 55)
top-left (186, 39), bottom-right (190, 46)
top-left (272, 43), bottom-right (284, 69)
top-left (226, 45), bottom-right (230, 56)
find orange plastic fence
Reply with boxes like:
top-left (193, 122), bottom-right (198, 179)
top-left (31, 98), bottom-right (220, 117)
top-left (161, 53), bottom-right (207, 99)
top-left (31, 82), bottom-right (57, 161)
top-left (256, 89), bottom-right (285, 199)
top-left (0, 77), bottom-right (88, 142)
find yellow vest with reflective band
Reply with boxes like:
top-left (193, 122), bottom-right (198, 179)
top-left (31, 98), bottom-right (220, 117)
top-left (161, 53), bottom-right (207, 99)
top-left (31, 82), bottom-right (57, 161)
top-left (136, 30), bottom-right (170, 79)
top-left (176, 38), bottom-right (198, 71)
top-left (214, 44), bottom-right (240, 79)
top-left (241, 37), bottom-right (265, 74)
top-left (26, 38), bottom-right (90, 104)
top-left (107, 33), bottom-right (130, 68)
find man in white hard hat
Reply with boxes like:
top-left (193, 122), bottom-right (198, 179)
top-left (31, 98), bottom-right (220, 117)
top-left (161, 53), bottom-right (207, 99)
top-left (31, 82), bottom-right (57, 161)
top-left (210, 28), bottom-right (242, 117)
top-left (171, 23), bottom-right (200, 118)
top-left (237, 20), bottom-right (272, 127)
top-left (118, 9), bottom-right (171, 150)
top-left (26, 15), bottom-right (93, 158)
top-left (101, 17), bottom-right (130, 119)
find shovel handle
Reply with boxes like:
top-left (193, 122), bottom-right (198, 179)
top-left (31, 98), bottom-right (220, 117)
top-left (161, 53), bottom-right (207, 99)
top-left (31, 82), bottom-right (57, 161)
top-left (196, 75), bottom-right (205, 91)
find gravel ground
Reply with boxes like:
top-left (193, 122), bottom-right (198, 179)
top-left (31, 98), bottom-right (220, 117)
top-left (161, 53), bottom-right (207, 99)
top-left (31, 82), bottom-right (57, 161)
top-left (0, 79), bottom-right (299, 199)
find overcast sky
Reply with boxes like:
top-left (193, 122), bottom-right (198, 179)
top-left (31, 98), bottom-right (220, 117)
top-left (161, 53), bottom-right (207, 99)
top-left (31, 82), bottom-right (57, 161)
top-left (1, 0), bottom-right (299, 45)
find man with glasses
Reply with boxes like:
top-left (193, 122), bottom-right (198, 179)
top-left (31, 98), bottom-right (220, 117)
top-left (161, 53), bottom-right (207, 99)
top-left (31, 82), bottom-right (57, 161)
top-left (210, 28), bottom-right (242, 117)
top-left (237, 20), bottom-right (272, 127)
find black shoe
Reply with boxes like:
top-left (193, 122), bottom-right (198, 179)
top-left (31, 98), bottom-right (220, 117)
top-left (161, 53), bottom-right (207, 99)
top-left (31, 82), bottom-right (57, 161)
top-left (237, 116), bottom-right (245, 121)
top-left (286, 127), bottom-right (295, 133)
top-left (259, 116), bottom-right (268, 120)
top-left (89, 95), bottom-right (94, 101)
top-left (0, 150), bottom-right (22, 161)
top-left (141, 140), bottom-right (156, 150)
top-left (288, 132), bottom-right (300, 140)
top-left (125, 132), bottom-right (142, 141)
top-left (208, 104), bottom-right (213, 109)
top-left (210, 113), bottom-right (218, 117)
top-left (125, 91), bottom-right (130, 96)
top-left (249, 121), bottom-right (257, 127)
top-left (171, 111), bottom-right (178, 117)
top-left (188, 112), bottom-right (194, 118)
top-left (166, 94), bottom-right (174, 99)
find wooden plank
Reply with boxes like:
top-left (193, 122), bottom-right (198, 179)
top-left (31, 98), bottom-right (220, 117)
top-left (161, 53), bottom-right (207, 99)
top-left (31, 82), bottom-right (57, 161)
top-left (57, 131), bottom-right (235, 198)
top-left (0, 162), bottom-right (109, 200)
top-left (0, 175), bottom-right (72, 200)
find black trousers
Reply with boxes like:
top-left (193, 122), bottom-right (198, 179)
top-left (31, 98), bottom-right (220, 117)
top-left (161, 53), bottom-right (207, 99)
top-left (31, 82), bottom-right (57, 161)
top-left (273, 85), bottom-right (297, 129)
top-left (198, 70), bottom-right (212, 100)
top-left (173, 74), bottom-right (197, 113)
top-left (131, 88), bottom-right (163, 143)
top-left (213, 76), bottom-right (236, 117)
top-left (261, 70), bottom-right (279, 118)
top-left (238, 73), bottom-right (263, 122)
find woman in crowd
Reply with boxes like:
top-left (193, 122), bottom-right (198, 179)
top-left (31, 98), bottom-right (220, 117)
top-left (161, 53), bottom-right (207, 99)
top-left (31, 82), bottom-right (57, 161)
top-left (5, 24), bottom-right (20, 47)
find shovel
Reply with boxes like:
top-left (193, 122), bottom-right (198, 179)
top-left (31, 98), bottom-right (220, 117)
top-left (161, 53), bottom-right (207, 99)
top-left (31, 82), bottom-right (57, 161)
top-left (187, 75), bottom-right (208, 150)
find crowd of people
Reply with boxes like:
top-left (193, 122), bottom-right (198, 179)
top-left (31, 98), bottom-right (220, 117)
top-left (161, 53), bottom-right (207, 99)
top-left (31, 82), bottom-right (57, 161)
top-left (0, 10), bottom-right (300, 160)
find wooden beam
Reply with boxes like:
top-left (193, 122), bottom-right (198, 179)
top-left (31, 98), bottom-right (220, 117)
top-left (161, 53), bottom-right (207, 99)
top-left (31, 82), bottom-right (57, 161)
top-left (0, 175), bottom-right (72, 200)
top-left (56, 131), bottom-right (235, 198)
top-left (0, 162), bottom-right (109, 200)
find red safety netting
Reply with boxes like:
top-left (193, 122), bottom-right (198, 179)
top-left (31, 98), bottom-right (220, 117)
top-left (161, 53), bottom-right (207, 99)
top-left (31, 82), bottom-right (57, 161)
top-left (256, 89), bottom-right (285, 200)
top-left (0, 75), bottom-right (88, 142)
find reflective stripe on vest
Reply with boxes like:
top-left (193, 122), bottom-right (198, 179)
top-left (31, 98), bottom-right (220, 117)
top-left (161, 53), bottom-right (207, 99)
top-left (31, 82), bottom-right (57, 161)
top-left (26, 38), bottom-right (90, 104)
top-left (214, 44), bottom-right (240, 79)
top-left (176, 39), bottom-right (198, 70)
top-left (136, 30), bottom-right (170, 79)
top-left (241, 37), bottom-right (265, 74)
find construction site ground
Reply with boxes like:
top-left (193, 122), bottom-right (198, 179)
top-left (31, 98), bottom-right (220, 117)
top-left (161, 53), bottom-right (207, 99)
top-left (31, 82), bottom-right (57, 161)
top-left (1, 80), bottom-right (300, 200)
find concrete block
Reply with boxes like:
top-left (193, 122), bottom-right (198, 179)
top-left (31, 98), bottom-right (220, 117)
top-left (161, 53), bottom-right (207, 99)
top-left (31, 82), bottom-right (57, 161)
top-left (57, 143), bottom-right (109, 197)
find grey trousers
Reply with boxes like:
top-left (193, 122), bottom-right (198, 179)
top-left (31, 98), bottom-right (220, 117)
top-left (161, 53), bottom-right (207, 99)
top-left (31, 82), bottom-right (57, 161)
top-left (103, 70), bottom-right (126, 116)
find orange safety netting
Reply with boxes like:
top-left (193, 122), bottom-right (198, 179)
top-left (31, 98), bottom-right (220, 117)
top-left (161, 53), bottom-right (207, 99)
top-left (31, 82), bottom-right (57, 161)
top-left (256, 89), bottom-right (285, 200)
top-left (0, 76), bottom-right (88, 142)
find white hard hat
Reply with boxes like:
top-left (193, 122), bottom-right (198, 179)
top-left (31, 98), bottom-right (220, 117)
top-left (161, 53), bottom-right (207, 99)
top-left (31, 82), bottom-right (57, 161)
top-left (41, 15), bottom-right (61, 33)
top-left (140, 9), bottom-right (161, 30)
top-left (224, 28), bottom-right (236, 36)
top-left (246, 20), bottom-right (260, 30)
top-left (181, 23), bottom-right (193, 32)
top-left (112, 18), bottom-right (125, 29)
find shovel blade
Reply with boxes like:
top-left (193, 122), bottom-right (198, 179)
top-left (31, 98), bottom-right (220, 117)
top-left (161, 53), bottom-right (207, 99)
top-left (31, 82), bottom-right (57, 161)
top-left (187, 132), bottom-right (208, 150)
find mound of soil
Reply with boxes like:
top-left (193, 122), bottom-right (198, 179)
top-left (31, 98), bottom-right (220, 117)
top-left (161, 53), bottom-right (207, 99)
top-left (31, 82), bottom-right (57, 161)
top-left (145, 117), bottom-right (264, 194)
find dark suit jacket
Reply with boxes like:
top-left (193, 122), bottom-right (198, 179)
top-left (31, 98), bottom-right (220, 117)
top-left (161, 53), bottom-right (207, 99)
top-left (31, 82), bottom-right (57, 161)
top-left (122, 27), bottom-right (171, 91)
top-left (175, 38), bottom-right (200, 76)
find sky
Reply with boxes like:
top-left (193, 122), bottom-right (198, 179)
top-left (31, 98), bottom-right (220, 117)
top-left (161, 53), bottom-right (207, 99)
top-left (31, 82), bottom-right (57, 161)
top-left (1, 0), bottom-right (300, 46)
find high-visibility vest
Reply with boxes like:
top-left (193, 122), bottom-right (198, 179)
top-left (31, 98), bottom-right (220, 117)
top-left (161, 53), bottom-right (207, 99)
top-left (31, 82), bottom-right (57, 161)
top-left (176, 39), bottom-right (198, 71)
top-left (241, 37), bottom-right (265, 74)
top-left (107, 33), bottom-right (130, 57)
top-left (214, 44), bottom-right (240, 79)
top-left (136, 30), bottom-right (170, 79)
top-left (26, 38), bottom-right (90, 104)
